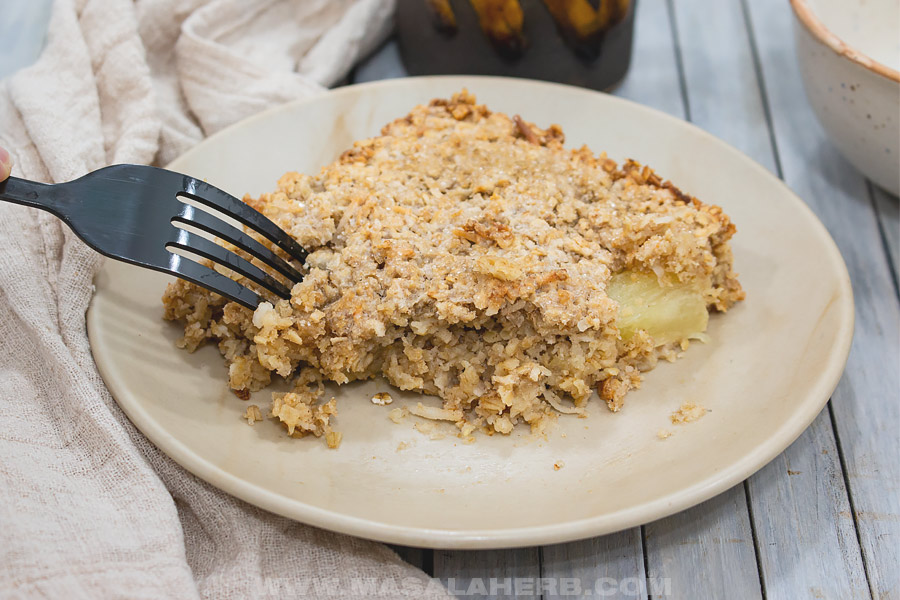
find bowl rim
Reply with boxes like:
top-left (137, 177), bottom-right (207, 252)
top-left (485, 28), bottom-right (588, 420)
top-left (790, 0), bottom-right (900, 83)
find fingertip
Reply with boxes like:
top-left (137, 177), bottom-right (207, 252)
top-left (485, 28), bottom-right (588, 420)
top-left (0, 147), bottom-right (12, 181)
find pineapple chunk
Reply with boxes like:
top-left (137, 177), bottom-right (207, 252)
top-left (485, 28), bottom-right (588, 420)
top-left (607, 270), bottom-right (708, 346)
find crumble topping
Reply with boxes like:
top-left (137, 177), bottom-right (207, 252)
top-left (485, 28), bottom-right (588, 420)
top-left (162, 90), bottom-right (743, 447)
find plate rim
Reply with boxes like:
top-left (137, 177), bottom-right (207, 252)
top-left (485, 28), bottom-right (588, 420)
top-left (87, 75), bottom-right (855, 549)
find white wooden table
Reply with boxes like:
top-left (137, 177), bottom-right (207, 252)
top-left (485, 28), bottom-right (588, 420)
top-left (5, 1), bottom-right (897, 598)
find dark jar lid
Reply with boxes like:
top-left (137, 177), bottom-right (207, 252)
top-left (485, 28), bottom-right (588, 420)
top-left (396, 0), bottom-right (638, 91)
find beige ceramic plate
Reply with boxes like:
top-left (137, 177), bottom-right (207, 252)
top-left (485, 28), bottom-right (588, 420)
top-left (87, 77), bottom-right (853, 549)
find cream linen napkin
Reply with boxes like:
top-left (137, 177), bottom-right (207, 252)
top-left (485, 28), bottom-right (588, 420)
top-left (0, 1), bottom-right (452, 598)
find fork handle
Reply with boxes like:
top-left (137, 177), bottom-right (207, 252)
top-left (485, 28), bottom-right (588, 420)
top-left (0, 177), bottom-right (67, 219)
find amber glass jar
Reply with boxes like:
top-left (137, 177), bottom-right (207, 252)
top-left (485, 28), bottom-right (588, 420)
top-left (396, 0), bottom-right (637, 91)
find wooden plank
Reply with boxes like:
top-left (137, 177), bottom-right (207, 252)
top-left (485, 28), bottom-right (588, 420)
top-left (614, 0), bottom-right (684, 118)
top-left (748, 414), bottom-right (869, 599)
top-left (743, 0), bottom-right (898, 598)
top-left (669, 0), bottom-right (777, 173)
top-left (645, 487), bottom-right (761, 600)
top-left (352, 39), bottom-right (408, 84)
top-left (433, 548), bottom-right (542, 599)
top-left (541, 530), bottom-right (648, 600)
top-left (871, 183), bottom-right (899, 297)
top-left (390, 544), bottom-right (431, 574)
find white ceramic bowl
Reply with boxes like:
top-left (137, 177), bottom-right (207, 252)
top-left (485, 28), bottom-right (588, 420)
top-left (791, 0), bottom-right (900, 196)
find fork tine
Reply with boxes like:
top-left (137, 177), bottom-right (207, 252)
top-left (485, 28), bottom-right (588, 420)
top-left (172, 207), bottom-right (304, 283)
top-left (168, 232), bottom-right (293, 299)
top-left (179, 179), bottom-right (309, 265)
top-left (167, 257), bottom-right (260, 310)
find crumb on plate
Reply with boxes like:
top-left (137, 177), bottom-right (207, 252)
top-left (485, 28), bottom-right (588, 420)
top-left (372, 392), bottom-right (393, 406)
top-left (670, 401), bottom-right (707, 424)
top-left (242, 404), bottom-right (262, 425)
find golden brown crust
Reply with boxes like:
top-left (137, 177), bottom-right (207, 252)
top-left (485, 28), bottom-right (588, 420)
top-left (163, 90), bottom-right (743, 442)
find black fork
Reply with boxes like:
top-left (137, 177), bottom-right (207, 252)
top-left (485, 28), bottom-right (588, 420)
top-left (0, 164), bottom-right (308, 309)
